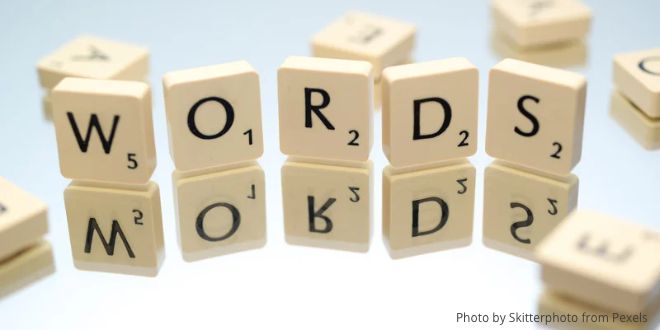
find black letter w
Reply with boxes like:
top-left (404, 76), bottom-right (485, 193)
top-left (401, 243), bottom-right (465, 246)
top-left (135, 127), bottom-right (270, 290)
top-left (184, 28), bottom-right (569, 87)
top-left (67, 112), bottom-right (120, 154)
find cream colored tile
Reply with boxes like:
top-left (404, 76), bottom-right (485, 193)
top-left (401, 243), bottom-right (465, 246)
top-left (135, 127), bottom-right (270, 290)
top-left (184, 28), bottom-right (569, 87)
top-left (613, 49), bottom-right (660, 118)
top-left (52, 78), bottom-right (156, 184)
top-left (482, 161), bottom-right (578, 260)
top-left (610, 91), bottom-right (660, 150)
top-left (0, 241), bottom-right (54, 299)
top-left (311, 11), bottom-right (415, 79)
top-left (491, 0), bottom-right (591, 48)
top-left (163, 61), bottom-right (264, 172)
top-left (490, 32), bottom-right (587, 68)
top-left (536, 211), bottom-right (660, 314)
top-left (382, 58), bottom-right (478, 168)
top-left (64, 181), bottom-right (164, 277)
top-left (282, 160), bottom-right (372, 252)
top-left (173, 163), bottom-right (266, 262)
top-left (42, 91), bottom-right (53, 122)
top-left (278, 56), bottom-right (373, 162)
top-left (37, 35), bottom-right (149, 89)
top-left (383, 161), bottom-right (474, 259)
top-left (486, 58), bottom-right (587, 176)
top-left (537, 290), bottom-right (659, 330)
top-left (0, 177), bottom-right (48, 262)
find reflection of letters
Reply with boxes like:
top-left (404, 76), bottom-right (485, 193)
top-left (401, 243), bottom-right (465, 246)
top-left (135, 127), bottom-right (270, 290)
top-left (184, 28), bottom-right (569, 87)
top-left (308, 196), bottom-right (335, 233)
top-left (196, 202), bottom-right (241, 242)
top-left (577, 234), bottom-right (633, 263)
top-left (0, 203), bottom-right (6, 214)
top-left (510, 202), bottom-right (534, 244)
top-left (84, 218), bottom-right (135, 258)
top-left (412, 197), bottom-right (448, 237)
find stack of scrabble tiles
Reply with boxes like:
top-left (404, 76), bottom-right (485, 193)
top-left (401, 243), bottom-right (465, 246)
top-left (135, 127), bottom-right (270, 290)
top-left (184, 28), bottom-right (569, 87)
top-left (46, 38), bottom-right (165, 276)
top-left (37, 36), bottom-right (149, 119)
top-left (536, 211), bottom-right (660, 329)
top-left (162, 62), bottom-right (266, 262)
top-left (611, 49), bottom-right (660, 149)
top-left (482, 58), bottom-right (586, 260)
top-left (0, 178), bottom-right (52, 297)
top-left (490, 0), bottom-right (591, 67)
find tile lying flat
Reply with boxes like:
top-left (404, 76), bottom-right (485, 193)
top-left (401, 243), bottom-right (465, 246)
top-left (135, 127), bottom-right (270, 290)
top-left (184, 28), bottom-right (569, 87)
top-left (537, 210), bottom-right (660, 314)
top-left (0, 177), bottom-right (48, 262)
top-left (613, 48), bottom-right (660, 119)
top-left (0, 241), bottom-right (55, 299)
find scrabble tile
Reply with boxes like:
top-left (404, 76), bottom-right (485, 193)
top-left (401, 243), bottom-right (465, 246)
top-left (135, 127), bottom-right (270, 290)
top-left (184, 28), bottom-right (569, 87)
top-left (0, 177), bottom-right (48, 262)
top-left (0, 241), bottom-right (54, 299)
top-left (537, 211), bottom-right (660, 314)
top-left (482, 161), bottom-right (578, 260)
top-left (52, 78), bottom-right (156, 184)
top-left (491, 0), bottom-right (592, 48)
top-left (163, 61), bottom-right (264, 172)
top-left (486, 58), bottom-right (587, 177)
top-left (282, 160), bottom-right (372, 252)
top-left (538, 290), bottom-right (659, 330)
top-left (613, 49), bottom-right (660, 118)
top-left (278, 56), bottom-right (373, 162)
top-left (173, 163), bottom-right (266, 262)
top-left (610, 91), bottom-right (660, 150)
top-left (311, 11), bottom-right (415, 79)
top-left (37, 35), bottom-right (149, 89)
top-left (42, 92), bottom-right (53, 121)
top-left (490, 32), bottom-right (587, 68)
top-left (64, 181), bottom-right (164, 276)
top-left (382, 58), bottom-right (478, 168)
top-left (383, 161), bottom-right (475, 259)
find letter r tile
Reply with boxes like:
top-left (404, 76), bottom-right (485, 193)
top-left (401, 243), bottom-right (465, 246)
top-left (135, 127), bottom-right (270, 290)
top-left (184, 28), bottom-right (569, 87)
top-left (52, 78), bottom-right (156, 184)
top-left (278, 56), bottom-right (373, 162)
top-left (64, 181), bottom-right (164, 277)
top-left (281, 160), bottom-right (372, 252)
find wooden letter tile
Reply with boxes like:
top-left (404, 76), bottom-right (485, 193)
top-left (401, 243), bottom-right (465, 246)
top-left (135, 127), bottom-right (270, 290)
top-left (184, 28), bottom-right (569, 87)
top-left (52, 78), bottom-right (156, 184)
top-left (613, 48), bottom-right (660, 119)
top-left (537, 211), bottom-right (660, 314)
top-left (382, 58), bottom-right (478, 168)
top-left (0, 177), bottom-right (48, 262)
top-left (278, 56), bottom-right (373, 162)
top-left (38, 35), bottom-right (148, 89)
top-left (486, 58), bottom-right (587, 176)
top-left (163, 61), bottom-right (263, 172)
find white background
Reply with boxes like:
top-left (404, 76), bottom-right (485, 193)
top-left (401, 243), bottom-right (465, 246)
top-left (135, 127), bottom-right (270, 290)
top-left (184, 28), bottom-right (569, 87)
top-left (0, 0), bottom-right (658, 329)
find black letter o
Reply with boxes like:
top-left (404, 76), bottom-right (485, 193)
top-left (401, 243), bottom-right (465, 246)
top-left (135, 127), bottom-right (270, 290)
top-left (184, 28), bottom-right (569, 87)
top-left (196, 202), bottom-right (241, 242)
top-left (187, 97), bottom-right (235, 140)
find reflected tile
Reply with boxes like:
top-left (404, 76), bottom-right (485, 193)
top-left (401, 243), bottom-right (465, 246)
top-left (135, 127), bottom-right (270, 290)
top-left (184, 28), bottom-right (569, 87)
top-left (64, 181), bottom-right (165, 277)
top-left (383, 161), bottom-right (475, 259)
top-left (0, 241), bottom-right (55, 299)
top-left (483, 161), bottom-right (578, 261)
top-left (282, 160), bottom-right (372, 252)
top-left (610, 91), bottom-right (660, 150)
top-left (490, 32), bottom-right (587, 68)
top-left (537, 290), bottom-right (659, 330)
top-left (173, 163), bottom-right (266, 262)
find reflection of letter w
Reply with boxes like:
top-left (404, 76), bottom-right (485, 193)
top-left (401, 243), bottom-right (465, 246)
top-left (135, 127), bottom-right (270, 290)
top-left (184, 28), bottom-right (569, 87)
top-left (84, 218), bottom-right (135, 258)
top-left (67, 112), bottom-right (120, 154)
